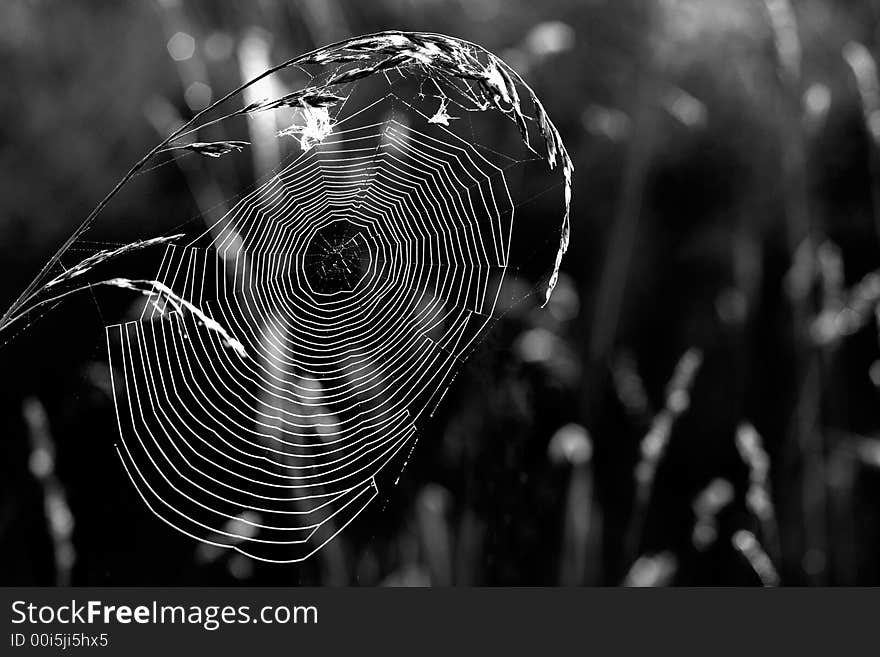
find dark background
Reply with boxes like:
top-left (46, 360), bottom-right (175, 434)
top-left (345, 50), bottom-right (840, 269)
top-left (2, 0), bottom-right (880, 586)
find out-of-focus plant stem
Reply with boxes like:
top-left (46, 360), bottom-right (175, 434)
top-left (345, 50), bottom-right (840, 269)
top-left (625, 348), bottom-right (702, 565)
top-left (549, 424), bottom-right (600, 585)
top-left (588, 89), bottom-right (656, 365)
top-left (691, 478), bottom-right (734, 552)
top-left (764, 0), bottom-right (827, 585)
top-left (255, 314), bottom-right (348, 584)
top-left (826, 431), bottom-right (860, 585)
top-left (622, 552), bottom-right (676, 587)
top-left (416, 485), bottom-right (453, 586)
top-left (735, 423), bottom-right (782, 565)
top-left (22, 397), bottom-right (75, 586)
top-left (843, 41), bottom-right (880, 242)
top-left (733, 529), bottom-right (780, 586)
top-left (453, 508), bottom-right (484, 586)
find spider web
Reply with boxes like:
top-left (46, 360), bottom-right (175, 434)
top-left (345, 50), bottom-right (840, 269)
top-left (4, 32), bottom-right (572, 563)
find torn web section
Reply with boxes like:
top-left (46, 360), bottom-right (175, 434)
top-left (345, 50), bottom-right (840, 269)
top-left (107, 296), bottom-right (383, 564)
top-left (109, 243), bottom-right (403, 564)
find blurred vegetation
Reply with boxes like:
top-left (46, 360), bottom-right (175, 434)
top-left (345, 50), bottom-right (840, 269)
top-left (4, 0), bottom-right (880, 585)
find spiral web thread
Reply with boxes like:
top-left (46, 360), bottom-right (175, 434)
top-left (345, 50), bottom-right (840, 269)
top-left (95, 32), bottom-right (572, 562)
